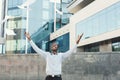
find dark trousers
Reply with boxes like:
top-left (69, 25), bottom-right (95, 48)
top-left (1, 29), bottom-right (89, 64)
top-left (45, 75), bottom-right (62, 80)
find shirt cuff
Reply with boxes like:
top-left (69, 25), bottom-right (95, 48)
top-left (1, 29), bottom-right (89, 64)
top-left (29, 40), bottom-right (32, 43)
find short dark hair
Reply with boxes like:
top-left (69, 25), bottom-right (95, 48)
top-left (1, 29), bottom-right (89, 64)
top-left (51, 41), bottom-right (59, 47)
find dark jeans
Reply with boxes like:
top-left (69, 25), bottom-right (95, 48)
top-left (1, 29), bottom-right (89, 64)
top-left (45, 75), bottom-right (62, 80)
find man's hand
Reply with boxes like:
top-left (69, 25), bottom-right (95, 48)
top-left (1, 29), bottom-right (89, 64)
top-left (76, 33), bottom-right (83, 44)
top-left (25, 32), bottom-right (31, 41)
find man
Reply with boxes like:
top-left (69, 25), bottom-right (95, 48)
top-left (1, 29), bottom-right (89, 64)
top-left (25, 32), bottom-right (83, 80)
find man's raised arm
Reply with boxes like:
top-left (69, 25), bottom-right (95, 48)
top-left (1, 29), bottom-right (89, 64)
top-left (25, 32), bottom-right (47, 58)
top-left (62, 33), bottom-right (83, 58)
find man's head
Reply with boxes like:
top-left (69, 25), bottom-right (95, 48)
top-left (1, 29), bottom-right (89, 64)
top-left (51, 42), bottom-right (58, 52)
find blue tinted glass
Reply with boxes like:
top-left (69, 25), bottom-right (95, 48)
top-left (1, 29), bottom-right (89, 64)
top-left (57, 33), bottom-right (69, 52)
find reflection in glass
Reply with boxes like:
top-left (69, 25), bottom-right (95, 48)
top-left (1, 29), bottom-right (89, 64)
top-left (112, 41), bottom-right (120, 51)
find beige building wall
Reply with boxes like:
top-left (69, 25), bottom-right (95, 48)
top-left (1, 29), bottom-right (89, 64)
top-left (100, 40), bottom-right (112, 52)
top-left (50, 0), bottom-right (120, 50)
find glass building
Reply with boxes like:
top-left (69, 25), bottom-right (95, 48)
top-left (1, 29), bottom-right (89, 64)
top-left (5, 0), bottom-right (55, 54)
top-left (6, 0), bottom-right (26, 54)
top-left (56, 0), bottom-right (73, 30)
top-left (1, 0), bottom-right (120, 53)
top-left (0, 0), bottom-right (72, 54)
top-left (29, 0), bottom-right (72, 53)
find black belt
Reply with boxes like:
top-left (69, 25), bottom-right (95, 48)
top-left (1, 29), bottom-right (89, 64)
top-left (47, 75), bottom-right (61, 77)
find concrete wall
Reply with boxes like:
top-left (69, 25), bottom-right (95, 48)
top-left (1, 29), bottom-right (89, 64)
top-left (0, 52), bottom-right (120, 80)
top-left (0, 54), bottom-right (46, 80)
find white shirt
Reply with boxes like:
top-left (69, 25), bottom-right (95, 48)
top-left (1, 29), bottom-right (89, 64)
top-left (30, 40), bottom-right (77, 75)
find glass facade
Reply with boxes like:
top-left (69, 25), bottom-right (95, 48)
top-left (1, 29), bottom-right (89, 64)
top-left (1, 0), bottom-right (74, 54)
top-left (112, 38), bottom-right (120, 51)
top-left (76, 1), bottom-right (120, 40)
top-left (50, 33), bottom-right (69, 52)
top-left (84, 43), bottom-right (99, 52)
top-left (26, 0), bottom-right (54, 53)
top-left (6, 0), bottom-right (26, 54)
top-left (56, 0), bottom-right (73, 30)
top-left (29, 32), bottom-right (69, 53)
top-left (27, 0), bottom-right (72, 53)
top-left (28, 0), bottom-right (54, 34)
top-left (112, 42), bottom-right (120, 51)
top-left (28, 22), bottom-right (53, 53)
top-left (6, 0), bottom-right (55, 54)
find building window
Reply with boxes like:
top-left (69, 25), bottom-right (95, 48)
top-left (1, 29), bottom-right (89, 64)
top-left (50, 33), bottom-right (69, 52)
top-left (112, 42), bottom-right (120, 51)
top-left (76, 1), bottom-right (120, 40)
top-left (84, 43), bottom-right (99, 52)
top-left (0, 45), bottom-right (2, 54)
top-left (43, 0), bottom-right (49, 9)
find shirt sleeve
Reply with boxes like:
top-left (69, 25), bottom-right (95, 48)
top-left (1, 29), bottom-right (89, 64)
top-left (62, 44), bottom-right (77, 59)
top-left (29, 40), bottom-right (47, 58)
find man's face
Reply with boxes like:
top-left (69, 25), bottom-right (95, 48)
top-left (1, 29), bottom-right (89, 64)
top-left (51, 42), bottom-right (58, 51)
